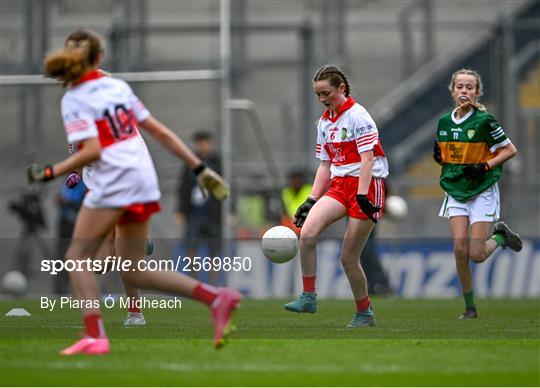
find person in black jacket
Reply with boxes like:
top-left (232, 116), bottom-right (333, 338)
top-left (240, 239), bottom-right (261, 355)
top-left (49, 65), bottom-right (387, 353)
top-left (174, 131), bottom-right (223, 285)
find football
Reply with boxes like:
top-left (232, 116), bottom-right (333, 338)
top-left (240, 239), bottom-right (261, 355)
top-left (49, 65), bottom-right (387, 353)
top-left (261, 226), bottom-right (298, 264)
top-left (1, 270), bottom-right (28, 296)
top-left (385, 195), bottom-right (409, 220)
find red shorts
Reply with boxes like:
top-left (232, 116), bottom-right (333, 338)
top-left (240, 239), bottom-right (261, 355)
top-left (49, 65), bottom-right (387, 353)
top-left (118, 201), bottom-right (161, 225)
top-left (83, 190), bottom-right (160, 224)
top-left (324, 176), bottom-right (385, 220)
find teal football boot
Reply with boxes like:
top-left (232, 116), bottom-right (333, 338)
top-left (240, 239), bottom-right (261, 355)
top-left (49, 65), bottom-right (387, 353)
top-left (284, 292), bottom-right (317, 313)
top-left (346, 307), bottom-right (376, 328)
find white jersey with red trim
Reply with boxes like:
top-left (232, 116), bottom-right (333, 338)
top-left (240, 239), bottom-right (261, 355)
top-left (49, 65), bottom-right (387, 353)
top-left (69, 135), bottom-right (150, 191)
top-left (315, 97), bottom-right (389, 179)
top-left (61, 70), bottom-right (160, 208)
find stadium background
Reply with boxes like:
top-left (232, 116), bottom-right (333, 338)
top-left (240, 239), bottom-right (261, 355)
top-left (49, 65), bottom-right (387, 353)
top-left (1, 0), bottom-right (539, 299)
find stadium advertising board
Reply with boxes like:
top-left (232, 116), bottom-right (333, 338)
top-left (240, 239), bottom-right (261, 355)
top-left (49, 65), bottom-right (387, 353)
top-left (230, 239), bottom-right (540, 298)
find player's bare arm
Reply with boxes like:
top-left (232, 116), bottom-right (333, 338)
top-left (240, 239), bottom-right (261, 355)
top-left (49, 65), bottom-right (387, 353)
top-left (486, 142), bottom-right (517, 169)
top-left (308, 160), bottom-right (331, 200)
top-left (357, 150), bottom-right (374, 195)
top-left (139, 116), bottom-right (201, 169)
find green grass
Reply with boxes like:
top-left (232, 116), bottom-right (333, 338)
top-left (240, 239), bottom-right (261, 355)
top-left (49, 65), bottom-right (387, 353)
top-left (1, 298), bottom-right (538, 386)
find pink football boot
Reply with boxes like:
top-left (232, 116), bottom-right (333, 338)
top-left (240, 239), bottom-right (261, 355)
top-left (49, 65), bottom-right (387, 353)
top-left (60, 336), bottom-right (110, 355)
top-left (211, 288), bottom-right (242, 349)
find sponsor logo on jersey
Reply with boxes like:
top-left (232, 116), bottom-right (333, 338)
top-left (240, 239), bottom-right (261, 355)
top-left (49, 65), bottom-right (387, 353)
top-left (327, 143), bottom-right (345, 163)
top-left (448, 143), bottom-right (463, 162)
top-left (490, 121), bottom-right (499, 129)
top-left (467, 129), bottom-right (475, 139)
top-left (341, 128), bottom-right (347, 140)
top-left (355, 124), bottom-right (372, 136)
top-left (450, 127), bottom-right (462, 132)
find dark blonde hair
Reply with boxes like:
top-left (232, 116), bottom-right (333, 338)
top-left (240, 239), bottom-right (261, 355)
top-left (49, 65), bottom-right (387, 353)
top-left (43, 29), bottom-right (103, 86)
top-left (448, 68), bottom-right (487, 111)
top-left (313, 65), bottom-right (351, 97)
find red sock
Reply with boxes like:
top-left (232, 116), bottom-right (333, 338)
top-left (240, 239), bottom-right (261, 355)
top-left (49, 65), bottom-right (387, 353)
top-left (192, 283), bottom-right (219, 305)
top-left (302, 276), bottom-right (316, 293)
top-left (84, 313), bottom-right (105, 338)
top-left (355, 296), bottom-right (371, 313)
top-left (127, 297), bottom-right (141, 313)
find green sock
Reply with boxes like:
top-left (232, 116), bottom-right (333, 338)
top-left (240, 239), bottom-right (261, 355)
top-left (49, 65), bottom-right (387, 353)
top-left (491, 233), bottom-right (505, 247)
top-left (463, 291), bottom-right (475, 310)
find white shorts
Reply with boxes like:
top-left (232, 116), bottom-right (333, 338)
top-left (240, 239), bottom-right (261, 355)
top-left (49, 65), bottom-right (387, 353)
top-left (439, 183), bottom-right (500, 225)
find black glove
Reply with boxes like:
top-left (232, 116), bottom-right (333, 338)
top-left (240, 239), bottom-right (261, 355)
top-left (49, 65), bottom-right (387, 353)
top-left (356, 194), bottom-right (381, 223)
top-left (27, 163), bottom-right (54, 183)
top-left (462, 162), bottom-right (489, 180)
top-left (433, 141), bottom-right (442, 165)
top-left (294, 197), bottom-right (317, 228)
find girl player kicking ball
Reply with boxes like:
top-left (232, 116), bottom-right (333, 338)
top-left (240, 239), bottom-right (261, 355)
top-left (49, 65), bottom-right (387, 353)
top-left (28, 29), bottom-right (242, 354)
top-left (285, 65), bottom-right (388, 328)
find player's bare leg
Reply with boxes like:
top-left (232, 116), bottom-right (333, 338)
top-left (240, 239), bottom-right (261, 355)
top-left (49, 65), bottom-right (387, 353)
top-left (469, 221), bottom-right (496, 263)
top-left (450, 216), bottom-right (473, 292)
top-left (341, 218), bottom-right (376, 328)
top-left (284, 196), bottom-right (345, 313)
top-left (113, 226), bottom-right (147, 326)
top-left (61, 207), bottom-right (123, 355)
top-left (341, 218), bottom-right (374, 298)
top-left (94, 228), bottom-right (146, 326)
top-left (116, 220), bottom-right (241, 348)
top-left (298, 197), bottom-right (346, 275)
top-left (449, 216), bottom-right (477, 319)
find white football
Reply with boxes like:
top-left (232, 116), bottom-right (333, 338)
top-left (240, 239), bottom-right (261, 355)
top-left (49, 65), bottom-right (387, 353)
top-left (261, 226), bottom-right (298, 264)
top-left (1, 271), bottom-right (28, 296)
top-left (385, 195), bottom-right (409, 220)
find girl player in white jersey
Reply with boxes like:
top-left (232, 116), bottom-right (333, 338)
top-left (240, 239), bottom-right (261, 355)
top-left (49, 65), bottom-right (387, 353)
top-left (284, 65), bottom-right (389, 328)
top-left (66, 130), bottom-right (153, 326)
top-left (27, 29), bottom-right (242, 354)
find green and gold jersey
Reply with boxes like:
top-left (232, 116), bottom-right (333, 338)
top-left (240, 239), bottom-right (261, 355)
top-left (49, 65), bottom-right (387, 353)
top-left (436, 108), bottom-right (511, 202)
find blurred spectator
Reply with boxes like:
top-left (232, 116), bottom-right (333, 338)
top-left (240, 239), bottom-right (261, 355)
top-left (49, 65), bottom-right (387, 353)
top-left (360, 180), bottom-right (393, 295)
top-left (55, 180), bottom-right (86, 294)
top-left (360, 229), bottom-right (392, 295)
top-left (174, 131), bottom-right (222, 285)
top-left (281, 169), bottom-right (312, 235)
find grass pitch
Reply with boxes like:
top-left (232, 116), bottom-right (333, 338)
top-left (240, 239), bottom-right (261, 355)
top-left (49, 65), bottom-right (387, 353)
top-left (1, 298), bottom-right (538, 386)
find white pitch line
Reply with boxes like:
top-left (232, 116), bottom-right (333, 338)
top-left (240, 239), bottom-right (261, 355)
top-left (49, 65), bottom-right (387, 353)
top-left (4, 360), bottom-right (404, 374)
top-left (147, 362), bottom-right (404, 374)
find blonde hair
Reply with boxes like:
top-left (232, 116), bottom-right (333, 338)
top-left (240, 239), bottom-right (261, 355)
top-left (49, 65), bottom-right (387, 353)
top-left (448, 68), bottom-right (487, 111)
top-left (43, 29), bottom-right (103, 87)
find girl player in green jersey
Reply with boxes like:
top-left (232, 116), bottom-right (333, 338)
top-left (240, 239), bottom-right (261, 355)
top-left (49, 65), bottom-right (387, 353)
top-left (433, 69), bottom-right (523, 319)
